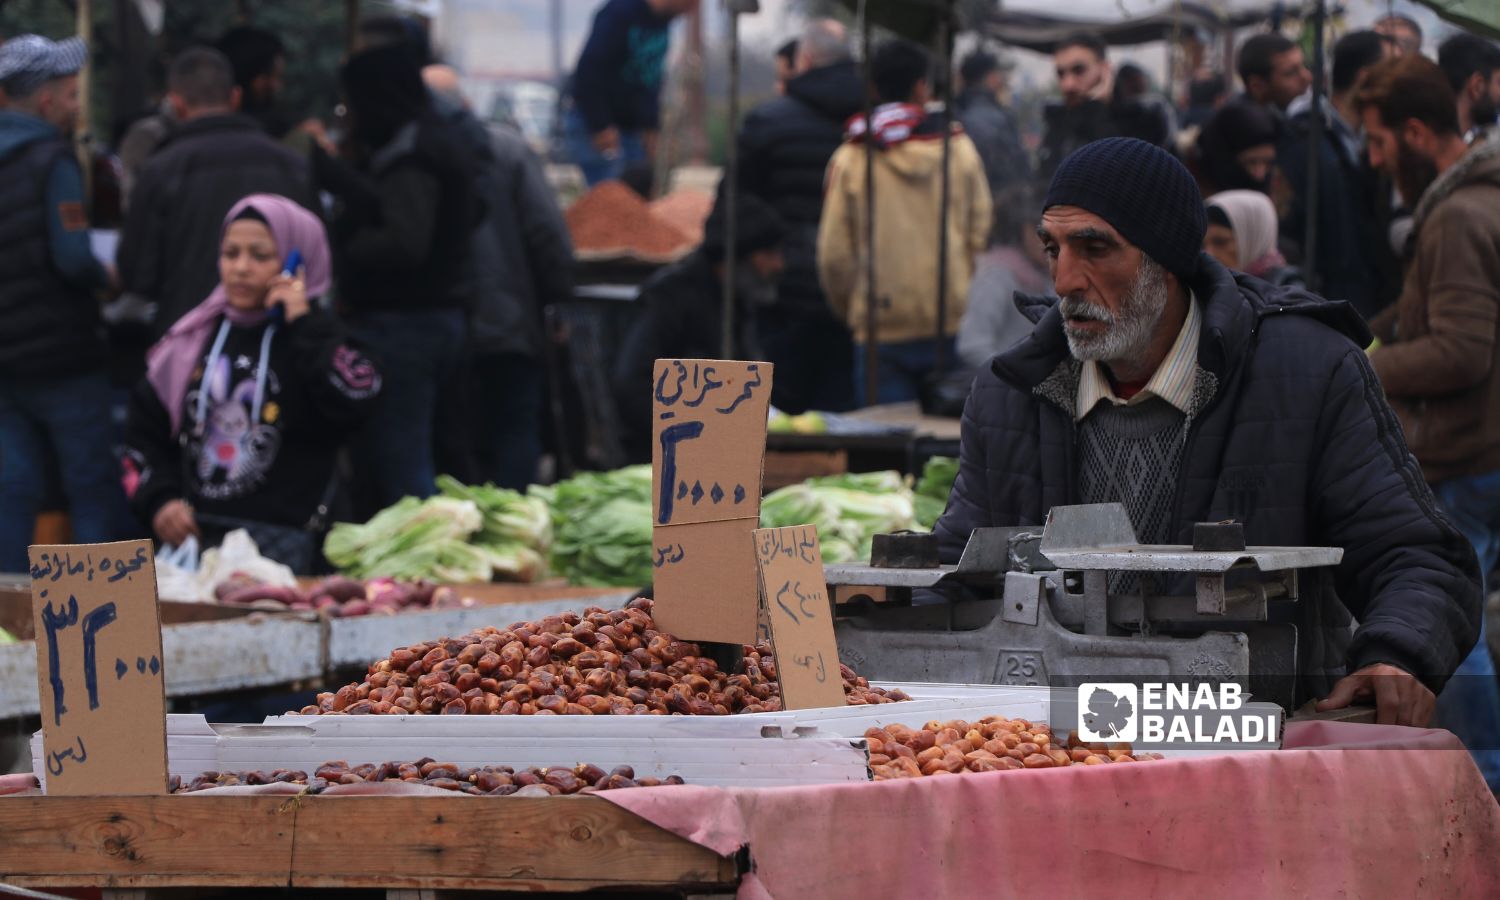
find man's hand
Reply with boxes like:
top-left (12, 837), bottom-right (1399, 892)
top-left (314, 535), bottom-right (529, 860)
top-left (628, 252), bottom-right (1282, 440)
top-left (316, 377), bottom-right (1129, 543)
top-left (591, 126), bottom-right (621, 156)
top-left (153, 499), bottom-right (200, 548)
top-left (1317, 663), bottom-right (1436, 726)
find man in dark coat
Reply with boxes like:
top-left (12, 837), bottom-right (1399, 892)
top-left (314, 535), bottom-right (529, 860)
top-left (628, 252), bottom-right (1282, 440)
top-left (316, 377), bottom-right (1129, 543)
top-left (933, 138), bottom-right (1480, 725)
top-left (955, 48), bottom-right (1030, 244)
top-left (613, 191), bottom-right (785, 461)
top-left (736, 17), bottom-right (861, 413)
top-left (119, 47), bottom-right (313, 336)
top-left (0, 35), bottom-right (132, 570)
top-left (314, 44), bottom-right (481, 513)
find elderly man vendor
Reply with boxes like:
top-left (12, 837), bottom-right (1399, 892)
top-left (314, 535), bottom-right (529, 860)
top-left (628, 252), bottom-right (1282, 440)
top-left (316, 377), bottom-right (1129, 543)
top-left (933, 138), bottom-right (1479, 726)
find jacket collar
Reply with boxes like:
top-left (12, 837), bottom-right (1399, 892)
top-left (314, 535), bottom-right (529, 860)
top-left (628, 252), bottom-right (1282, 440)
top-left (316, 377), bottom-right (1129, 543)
top-left (992, 253), bottom-right (1367, 393)
top-left (1412, 138), bottom-right (1500, 234)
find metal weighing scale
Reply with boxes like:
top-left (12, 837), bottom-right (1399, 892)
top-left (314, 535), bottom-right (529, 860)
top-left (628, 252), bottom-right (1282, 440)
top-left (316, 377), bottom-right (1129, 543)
top-left (828, 504), bottom-right (1343, 710)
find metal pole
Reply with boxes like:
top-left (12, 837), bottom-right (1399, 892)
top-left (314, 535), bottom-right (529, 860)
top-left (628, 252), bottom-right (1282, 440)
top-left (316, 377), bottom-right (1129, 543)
top-left (861, 7), bottom-right (879, 407)
top-left (722, 3), bottom-right (743, 359)
top-left (551, 0), bottom-right (564, 87)
top-left (933, 5), bottom-right (953, 377)
top-left (1303, 0), bottom-right (1325, 295)
top-left (76, 0), bottom-right (92, 200)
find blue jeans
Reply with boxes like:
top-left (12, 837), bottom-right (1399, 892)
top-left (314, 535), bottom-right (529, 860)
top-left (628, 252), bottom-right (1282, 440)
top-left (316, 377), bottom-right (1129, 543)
top-left (347, 310), bottom-right (466, 516)
top-left (852, 337), bottom-right (957, 405)
top-left (0, 371), bottom-right (132, 571)
top-left (563, 108), bottom-right (646, 186)
top-left (473, 351), bottom-right (543, 490)
top-left (1432, 471), bottom-right (1500, 791)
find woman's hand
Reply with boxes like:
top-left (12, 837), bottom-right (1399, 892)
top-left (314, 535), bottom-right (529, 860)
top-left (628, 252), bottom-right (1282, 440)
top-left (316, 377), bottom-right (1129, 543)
top-left (153, 499), bottom-right (199, 547)
top-left (266, 264), bottom-right (310, 322)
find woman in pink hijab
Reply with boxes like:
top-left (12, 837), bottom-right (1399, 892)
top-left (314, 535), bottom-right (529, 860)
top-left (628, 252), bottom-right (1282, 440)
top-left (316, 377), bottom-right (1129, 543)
top-left (124, 195), bottom-right (382, 570)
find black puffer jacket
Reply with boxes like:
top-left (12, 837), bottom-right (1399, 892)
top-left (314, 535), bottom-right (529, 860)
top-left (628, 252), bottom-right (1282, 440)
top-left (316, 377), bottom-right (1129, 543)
top-left (119, 114), bottom-right (313, 334)
top-left (933, 254), bottom-right (1480, 698)
top-left (736, 61), bottom-right (863, 316)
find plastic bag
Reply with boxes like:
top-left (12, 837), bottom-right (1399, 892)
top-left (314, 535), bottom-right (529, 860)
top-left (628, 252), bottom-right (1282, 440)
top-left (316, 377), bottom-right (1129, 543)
top-left (155, 536), bottom-right (203, 602)
top-left (194, 529), bottom-right (297, 599)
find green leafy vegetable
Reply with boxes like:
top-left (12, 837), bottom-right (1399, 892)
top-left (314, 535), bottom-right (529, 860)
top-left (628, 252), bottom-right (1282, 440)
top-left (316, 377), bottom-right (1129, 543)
top-left (760, 471), bottom-right (920, 564)
top-left (324, 478), bottom-right (552, 583)
top-left (0, 626), bottom-right (15, 645)
top-left (534, 465), bottom-right (656, 587)
top-left (913, 456), bottom-right (959, 529)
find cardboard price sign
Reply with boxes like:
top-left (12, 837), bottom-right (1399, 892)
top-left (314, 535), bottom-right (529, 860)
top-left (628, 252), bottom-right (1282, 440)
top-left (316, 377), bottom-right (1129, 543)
top-left (651, 359), bottom-right (773, 645)
top-left (753, 525), bottom-right (846, 711)
top-left (29, 540), bottom-right (168, 795)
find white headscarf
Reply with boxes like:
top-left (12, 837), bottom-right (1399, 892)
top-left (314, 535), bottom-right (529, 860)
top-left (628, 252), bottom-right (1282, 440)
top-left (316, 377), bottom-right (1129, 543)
top-left (1207, 190), bottom-right (1284, 278)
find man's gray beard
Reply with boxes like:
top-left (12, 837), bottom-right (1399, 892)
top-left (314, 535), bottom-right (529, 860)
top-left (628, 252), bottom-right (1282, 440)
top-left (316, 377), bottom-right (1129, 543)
top-left (1060, 258), bottom-right (1170, 364)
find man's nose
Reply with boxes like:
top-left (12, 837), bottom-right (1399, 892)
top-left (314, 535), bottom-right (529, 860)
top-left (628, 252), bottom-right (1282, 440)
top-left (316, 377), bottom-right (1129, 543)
top-left (1051, 250), bottom-right (1089, 297)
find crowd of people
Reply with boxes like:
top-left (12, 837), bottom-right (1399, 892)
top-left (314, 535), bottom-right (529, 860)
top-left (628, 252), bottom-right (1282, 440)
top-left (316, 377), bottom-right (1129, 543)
top-left (1, 2), bottom-right (1499, 783)
top-left (0, 17), bottom-right (574, 572)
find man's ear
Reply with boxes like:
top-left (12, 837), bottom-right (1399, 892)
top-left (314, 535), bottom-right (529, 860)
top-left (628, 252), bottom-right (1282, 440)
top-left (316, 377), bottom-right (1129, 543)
top-left (1401, 117), bottom-right (1432, 151)
top-left (230, 86), bottom-right (243, 112)
top-left (1468, 71), bottom-right (1487, 104)
top-left (168, 92), bottom-right (189, 121)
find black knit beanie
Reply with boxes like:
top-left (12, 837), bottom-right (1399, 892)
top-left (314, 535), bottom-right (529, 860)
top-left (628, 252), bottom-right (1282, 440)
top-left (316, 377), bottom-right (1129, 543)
top-left (1043, 137), bottom-right (1206, 279)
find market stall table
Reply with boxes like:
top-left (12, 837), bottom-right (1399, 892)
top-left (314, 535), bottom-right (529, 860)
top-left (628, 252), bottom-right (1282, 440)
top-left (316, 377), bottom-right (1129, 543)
top-left (0, 582), bottom-right (632, 723)
top-left (764, 402), bottom-right (961, 487)
top-left (3, 722), bottom-right (1495, 898)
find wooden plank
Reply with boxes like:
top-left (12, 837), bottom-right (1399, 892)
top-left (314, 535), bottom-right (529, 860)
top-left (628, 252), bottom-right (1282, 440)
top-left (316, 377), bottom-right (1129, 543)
top-left (0, 796), bottom-right (295, 887)
top-left (0, 795), bottom-right (737, 893)
top-left (290, 796), bottom-right (735, 890)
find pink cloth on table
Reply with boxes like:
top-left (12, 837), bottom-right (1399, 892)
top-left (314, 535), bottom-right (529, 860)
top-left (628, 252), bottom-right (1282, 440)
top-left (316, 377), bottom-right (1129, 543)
top-left (0, 773), bottom-right (40, 795)
top-left (603, 721), bottom-right (1500, 899)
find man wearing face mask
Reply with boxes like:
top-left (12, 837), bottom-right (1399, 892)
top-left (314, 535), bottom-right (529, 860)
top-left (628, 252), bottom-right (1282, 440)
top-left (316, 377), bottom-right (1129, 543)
top-left (934, 137), bottom-right (1480, 728)
top-left (612, 190), bottom-right (786, 461)
top-left (1362, 57), bottom-right (1500, 792)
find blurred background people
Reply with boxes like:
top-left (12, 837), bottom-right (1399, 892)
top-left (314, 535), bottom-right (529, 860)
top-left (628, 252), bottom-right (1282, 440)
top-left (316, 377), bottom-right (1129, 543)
top-left (1204, 189), bottom-right (1296, 285)
top-left (1374, 14), bottom-right (1424, 58)
top-left (0, 35), bottom-right (131, 571)
top-left (818, 39), bottom-right (991, 404)
top-left (773, 38), bottom-right (797, 96)
top-left (313, 43), bottom-right (480, 513)
top-left (1193, 101), bottom-right (1281, 195)
top-left (955, 47), bottom-right (1030, 244)
top-left (613, 190), bottom-right (785, 460)
top-left (1439, 33), bottom-right (1500, 143)
top-left (956, 187), bottom-right (1052, 369)
top-left (215, 26), bottom-right (288, 138)
top-left (564, 0), bottom-right (698, 186)
top-left (1361, 55), bottom-right (1500, 793)
top-left (424, 64), bottom-right (574, 491)
top-left (1279, 29), bottom-right (1392, 316)
top-left (119, 47), bottom-right (313, 340)
top-left (737, 17), bottom-right (861, 414)
top-left (1236, 32), bottom-right (1311, 116)
top-left (126, 196), bottom-right (380, 572)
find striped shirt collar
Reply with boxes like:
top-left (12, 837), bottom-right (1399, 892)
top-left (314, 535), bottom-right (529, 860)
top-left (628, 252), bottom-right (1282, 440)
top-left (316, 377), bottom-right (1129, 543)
top-left (1076, 292), bottom-right (1201, 422)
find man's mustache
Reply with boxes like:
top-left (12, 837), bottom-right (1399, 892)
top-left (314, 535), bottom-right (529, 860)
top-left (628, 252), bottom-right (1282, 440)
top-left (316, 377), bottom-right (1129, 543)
top-left (1060, 295), bottom-right (1113, 324)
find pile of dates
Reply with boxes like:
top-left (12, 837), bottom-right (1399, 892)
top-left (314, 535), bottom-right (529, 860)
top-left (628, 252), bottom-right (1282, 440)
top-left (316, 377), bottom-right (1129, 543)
top-left (866, 716), bottom-right (1164, 779)
top-left (170, 760), bottom-right (683, 795)
top-left (297, 597), bottom-right (908, 716)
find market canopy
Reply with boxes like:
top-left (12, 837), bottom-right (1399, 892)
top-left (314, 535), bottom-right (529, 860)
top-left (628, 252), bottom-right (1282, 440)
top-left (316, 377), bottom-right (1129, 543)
top-left (982, 0), bottom-right (1305, 51)
top-left (1411, 0), bottom-right (1500, 41)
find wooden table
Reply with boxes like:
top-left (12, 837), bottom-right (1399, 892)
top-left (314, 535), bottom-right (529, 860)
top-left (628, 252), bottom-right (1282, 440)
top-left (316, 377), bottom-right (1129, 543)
top-left (0, 794), bottom-right (739, 896)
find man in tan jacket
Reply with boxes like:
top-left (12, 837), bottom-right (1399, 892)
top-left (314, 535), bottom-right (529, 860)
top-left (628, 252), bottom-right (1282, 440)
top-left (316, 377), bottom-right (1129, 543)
top-left (817, 38), bottom-right (991, 403)
top-left (1361, 55), bottom-right (1500, 792)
